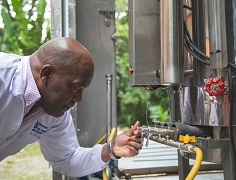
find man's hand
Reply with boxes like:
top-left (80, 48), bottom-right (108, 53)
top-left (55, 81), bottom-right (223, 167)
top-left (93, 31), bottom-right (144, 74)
top-left (112, 121), bottom-right (142, 157)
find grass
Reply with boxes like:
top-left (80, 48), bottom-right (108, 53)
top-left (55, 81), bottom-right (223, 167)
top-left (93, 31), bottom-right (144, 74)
top-left (0, 142), bottom-right (52, 180)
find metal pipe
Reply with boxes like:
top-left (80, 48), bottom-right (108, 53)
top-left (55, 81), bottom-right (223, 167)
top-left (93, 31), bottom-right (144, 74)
top-left (207, 0), bottom-right (228, 70)
top-left (68, 0), bottom-right (76, 38)
top-left (62, 0), bottom-right (69, 37)
top-left (147, 135), bottom-right (195, 153)
top-left (160, 0), bottom-right (184, 85)
top-left (169, 85), bottom-right (183, 123)
top-left (50, 0), bottom-right (62, 38)
top-left (191, 0), bottom-right (209, 86)
top-left (106, 74), bottom-right (113, 142)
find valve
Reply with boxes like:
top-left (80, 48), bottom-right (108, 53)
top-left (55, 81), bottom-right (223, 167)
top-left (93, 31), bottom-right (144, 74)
top-left (179, 135), bottom-right (196, 144)
top-left (128, 66), bottom-right (133, 75)
top-left (137, 126), bottom-right (175, 147)
top-left (205, 77), bottom-right (225, 96)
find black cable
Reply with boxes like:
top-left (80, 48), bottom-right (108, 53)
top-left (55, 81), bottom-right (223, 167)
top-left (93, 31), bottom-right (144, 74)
top-left (184, 39), bottom-right (210, 65)
top-left (183, 5), bottom-right (192, 11)
top-left (184, 32), bottom-right (210, 60)
top-left (183, 21), bottom-right (210, 60)
top-left (183, 20), bottom-right (236, 69)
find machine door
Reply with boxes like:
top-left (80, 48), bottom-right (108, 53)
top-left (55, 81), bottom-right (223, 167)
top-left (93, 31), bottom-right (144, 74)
top-left (76, 0), bottom-right (117, 147)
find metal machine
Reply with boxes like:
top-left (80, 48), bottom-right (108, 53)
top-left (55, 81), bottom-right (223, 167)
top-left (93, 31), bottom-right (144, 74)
top-left (50, 0), bottom-right (236, 179)
top-left (129, 0), bottom-right (236, 179)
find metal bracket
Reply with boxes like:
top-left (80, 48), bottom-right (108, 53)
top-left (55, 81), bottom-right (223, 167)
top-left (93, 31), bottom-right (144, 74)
top-left (195, 137), bottom-right (230, 149)
top-left (98, 8), bottom-right (116, 26)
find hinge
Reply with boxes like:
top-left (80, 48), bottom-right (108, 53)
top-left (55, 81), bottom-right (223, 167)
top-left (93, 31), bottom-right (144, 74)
top-left (98, 8), bottom-right (116, 26)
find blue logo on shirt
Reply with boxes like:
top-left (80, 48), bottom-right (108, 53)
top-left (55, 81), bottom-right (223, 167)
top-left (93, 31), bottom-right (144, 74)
top-left (32, 120), bottom-right (48, 134)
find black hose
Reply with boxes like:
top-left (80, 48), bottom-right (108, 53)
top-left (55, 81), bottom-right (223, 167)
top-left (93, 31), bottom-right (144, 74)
top-left (184, 39), bottom-right (210, 65)
top-left (183, 21), bottom-right (210, 61)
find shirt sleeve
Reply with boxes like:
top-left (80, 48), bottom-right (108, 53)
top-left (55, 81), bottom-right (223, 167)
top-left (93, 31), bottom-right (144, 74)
top-left (39, 111), bottom-right (108, 177)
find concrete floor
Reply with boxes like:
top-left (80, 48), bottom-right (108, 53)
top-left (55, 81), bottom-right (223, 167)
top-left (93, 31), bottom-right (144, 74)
top-left (117, 140), bottom-right (224, 180)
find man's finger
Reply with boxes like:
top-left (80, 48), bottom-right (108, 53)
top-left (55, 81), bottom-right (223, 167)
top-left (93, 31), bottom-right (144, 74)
top-left (134, 121), bottom-right (140, 129)
top-left (125, 121), bottom-right (140, 137)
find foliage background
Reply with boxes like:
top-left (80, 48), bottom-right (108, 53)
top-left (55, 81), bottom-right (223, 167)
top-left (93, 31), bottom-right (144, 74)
top-left (0, 0), bottom-right (170, 127)
top-left (0, 0), bottom-right (50, 55)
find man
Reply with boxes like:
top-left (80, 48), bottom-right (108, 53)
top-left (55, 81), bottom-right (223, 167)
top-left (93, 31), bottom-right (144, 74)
top-left (0, 37), bottom-right (142, 177)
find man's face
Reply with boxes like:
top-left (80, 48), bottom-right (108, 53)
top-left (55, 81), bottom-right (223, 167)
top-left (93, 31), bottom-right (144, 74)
top-left (39, 66), bottom-right (93, 117)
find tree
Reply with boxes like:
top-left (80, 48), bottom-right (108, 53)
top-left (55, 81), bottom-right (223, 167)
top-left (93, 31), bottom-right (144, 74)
top-left (0, 0), bottom-right (50, 55)
top-left (115, 0), bottom-right (170, 127)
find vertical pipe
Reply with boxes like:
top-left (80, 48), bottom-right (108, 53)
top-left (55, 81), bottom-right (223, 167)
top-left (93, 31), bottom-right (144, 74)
top-left (160, 0), bottom-right (184, 85)
top-left (62, 0), bottom-right (69, 37)
top-left (234, 0), bottom-right (236, 61)
top-left (170, 85), bottom-right (182, 123)
top-left (178, 149), bottom-right (190, 180)
top-left (192, 0), bottom-right (209, 86)
top-left (207, 0), bottom-right (228, 70)
top-left (106, 74), bottom-right (113, 142)
top-left (50, 0), bottom-right (62, 39)
top-left (68, 0), bottom-right (76, 38)
top-left (160, 0), bottom-right (184, 124)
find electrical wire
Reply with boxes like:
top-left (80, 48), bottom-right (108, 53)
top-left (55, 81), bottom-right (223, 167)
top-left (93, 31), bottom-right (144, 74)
top-left (184, 39), bottom-right (210, 65)
top-left (183, 20), bottom-right (210, 65)
top-left (183, 21), bottom-right (210, 60)
top-left (183, 4), bottom-right (192, 11)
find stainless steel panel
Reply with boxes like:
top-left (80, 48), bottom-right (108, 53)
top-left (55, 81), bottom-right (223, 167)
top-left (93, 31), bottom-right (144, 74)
top-left (128, 0), bottom-right (161, 88)
top-left (75, 0), bottom-right (116, 147)
top-left (181, 83), bottom-right (230, 126)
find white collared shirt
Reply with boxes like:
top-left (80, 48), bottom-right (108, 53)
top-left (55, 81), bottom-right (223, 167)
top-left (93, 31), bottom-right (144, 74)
top-left (0, 52), bottom-right (107, 177)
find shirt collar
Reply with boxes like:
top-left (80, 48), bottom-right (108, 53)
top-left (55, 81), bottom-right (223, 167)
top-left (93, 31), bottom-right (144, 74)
top-left (23, 58), bottom-right (41, 115)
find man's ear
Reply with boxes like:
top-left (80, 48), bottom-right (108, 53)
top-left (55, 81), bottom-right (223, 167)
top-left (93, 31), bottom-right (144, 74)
top-left (40, 64), bottom-right (54, 84)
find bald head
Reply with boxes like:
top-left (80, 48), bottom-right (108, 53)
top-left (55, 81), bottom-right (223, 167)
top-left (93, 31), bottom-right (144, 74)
top-left (30, 37), bottom-right (95, 117)
top-left (35, 37), bottom-right (94, 73)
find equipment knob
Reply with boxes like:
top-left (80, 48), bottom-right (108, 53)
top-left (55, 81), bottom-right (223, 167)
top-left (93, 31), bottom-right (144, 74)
top-left (128, 66), bottom-right (133, 75)
top-left (205, 77), bottom-right (225, 96)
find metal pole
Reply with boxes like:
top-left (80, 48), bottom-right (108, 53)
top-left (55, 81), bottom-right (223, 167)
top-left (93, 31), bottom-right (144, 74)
top-left (106, 74), bottom-right (113, 142)
top-left (160, 0), bottom-right (184, 85)
top-left (207, 0), bottom-right (228, 70)
top-left (61, 0), bottom-right (69, 37)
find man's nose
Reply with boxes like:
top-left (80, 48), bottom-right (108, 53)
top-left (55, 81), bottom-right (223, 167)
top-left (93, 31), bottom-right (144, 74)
top-left (73, 91), bottom-right (82, 102)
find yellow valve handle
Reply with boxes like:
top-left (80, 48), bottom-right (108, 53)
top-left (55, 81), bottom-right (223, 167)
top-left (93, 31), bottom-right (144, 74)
top-left (179, 135), bottom-right (196, 144)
